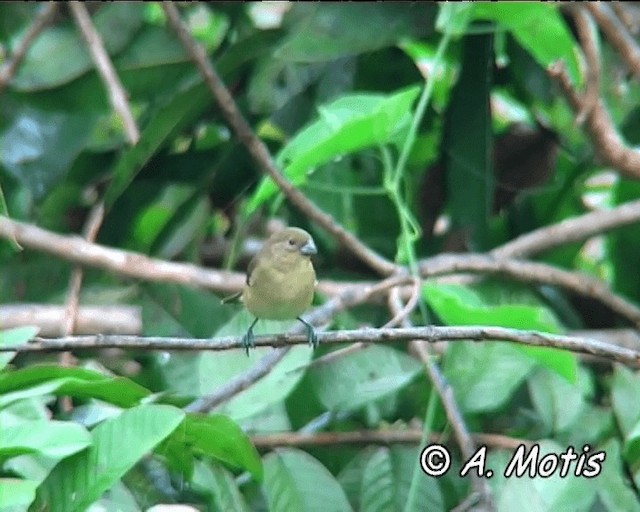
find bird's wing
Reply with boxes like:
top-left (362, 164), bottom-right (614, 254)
top-left (245, 252), bottom-right (259, 286)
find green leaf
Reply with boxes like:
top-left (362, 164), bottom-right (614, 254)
top-left (444, 341), bottom-right (536, 412)
top-left (596, 439), bottom-right (640, 512)
top-left (0, 478), bottom-right (39, 510)
top-left (198, 310), bottom-right (313, 421)
top-left (0, 365), bottom-right (150, 408)
top-left (160, 414), bottom-right (263, 482)
top-left (443, 32), bottom-right (493, 249)
top-left (11, 3), bottom-right (144, 91)
top-left (470, 4), bottom-right (582, 87)
top-left (423, 283), bottom-right (577, 382)
top-left (275, 3), bottom-right (432, 63)
top-left (361, 447), bottom-right (443, 512)
top-left (263, 448), bottom-right (353, 512)
top-left (0, 108), bottom-right (98, 200)
top-left (191, 460), bottom-right (250, 512)
top-left (246, 86), bottom-right (421, 212)
top-left (103, 77), bottom-right (210, 208)
top-left (611, 364), bottom-right (640, 437)
top-left (309, 345), bottom-right (421, 412)
top-left (0, 326), bottom-right (38, 370)
top-left (33, 405), bottom-right (185, 512)
top-left (0, 420), bottom-right (91, 462)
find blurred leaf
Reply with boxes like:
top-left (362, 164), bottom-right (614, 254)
top-left (0, 420), bottom-right (91, 462)
top-left (247, 85), bottom-right (421, 212)
top-left (276, 3), bottom-right (433, 63)
top-left (444, 341), bottom-right (535, 412)
top-left (0, 108), bottom-right (98, 200)
top-left (263, 448), bottom-right (353, 512)
top-left (0, 478), bottom-right (38, 510)
top-left (443, 32), bottom-right (493, 249)
top-left (436, 3), bottom-right (475, 36)
top-left (191, 460), bottom-right (251, 512)
top-left (611, 364), bottom-right (640, 437)
top-left (423, 283), bottom-right (578, 382)
top-left (0, 365), bottom-right (150, 408)
top-left (198, 310), bottom-right (312, 421)
top-left (361, 447), bottom-right (443, 512)
top-left (12, 3), bottom-right (144, 91)
top-left (0, 326), bottom-right (38, 370)
top-left (309, 345), bottom-right (421, 412)
top-left (34, 405), bottom-right (185, 512)
top-left (610, 180), bottom-right (640, 303)
top-left (471, 4), bottom-right (583, 87)
top-left (596, 439), bottom-right (640, 512)
top-left (160, 413), bottom-right (263, 481)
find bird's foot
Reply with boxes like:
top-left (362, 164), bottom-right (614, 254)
top-left (242, 318), bottom-right (259, 356)
top-left (298, 317), bottom-right (318, 349)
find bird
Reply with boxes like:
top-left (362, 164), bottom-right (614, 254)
top-left (224, 227), bottom-right (318, 355)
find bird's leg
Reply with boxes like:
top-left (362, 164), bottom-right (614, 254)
top-left (297, 317), bottom-right (318, 348)
top-left (242, 318), bottom-right (259, 356)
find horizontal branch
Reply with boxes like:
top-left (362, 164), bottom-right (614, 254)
top-left (5, 326), bottom-right (639, 366)
top-left (251, 430), bottom-right (530, 451)
top-left (0, 304), bottom-right (141, 337)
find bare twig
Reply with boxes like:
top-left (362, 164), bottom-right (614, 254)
top-left (5, 326), bottom-right (640, 366)
top-left (490, 199), bottom-right (640, 259)
top-left (420, 254), bottom-right (640, 329)
top-left (161, 2), bottom-right (397, 276)
top-left (587, 3), bottom-right (640, 80)
top-left (0, 3), bottom-right (58, 92)
top-left (68, 2), bottom-right (140, 144)
top-left (548, 61), bottom-right (640, 179)
top-left (0, 305), bottom-right (141, 337)
top-left (572, 7), bottom-right (600, 125)
top-left (251, 429), bottom-right (530, 451)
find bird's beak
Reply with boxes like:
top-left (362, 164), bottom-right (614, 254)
top-left (300, 238), bottom-right (317, 256)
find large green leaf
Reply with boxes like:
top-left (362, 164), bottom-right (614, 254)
top-left (246, 86), bottom-right (421, 212)
top-left (275, 3), bottom-right (433, 63)
top-left (0, 326), bottom-right (38, 370)
top-left (423, 283), bottom-right (578, 383)
top-left (159, 413), bottom-right (263, 482)
top-left (0, 478), bottom-right (39, 510)
top-left (198, 310), bottom-right (313, 421)
top-left (0, 365), bottom-right (150, 408)
top-left (191, 461), bottom-right (251, 512)
top-left (471, 4), bottom-right (582, 87)
top-left (308, 344), bottom-right (421, 412)
top-left (33, 405), bottom-right (185, 512)
top-left (11, 3), bottom-right (144, 91)
top-left (263, 448), bottom-right (353, 512)
top-left (0, 420), bottom-right (91, 462)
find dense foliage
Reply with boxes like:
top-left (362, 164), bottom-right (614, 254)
top-left (1, 3), bottom-right (640, 511)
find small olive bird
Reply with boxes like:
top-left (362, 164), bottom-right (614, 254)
top-left (224, 227), bottom-right (318, 355)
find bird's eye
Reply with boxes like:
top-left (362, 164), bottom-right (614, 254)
top-left (288, 239), bottom-right (296, 246)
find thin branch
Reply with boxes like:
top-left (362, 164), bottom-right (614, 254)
top-left (0, 305), bottom-right (141, 337)
top-left (389, 290), bottom-right (496, 512)
top-left (548, 61), bottom-right (640, 180)
top-left (0, 3), bottom-right (58, 92)
top-left (490, 199), bottom-right (640, 259)
top-left (587, 3), bottom-right (640, 80)
top-left (572, 7), bottom-right (600, 125)
top-left (0, 215), bottom-right (246, 294)
top-left (5, 326), bottom-right (640, 365)
top-left (251, 429), bottom-right (530, 451)
top-left (68, 2), bottom-right (139, 144)
top-left (161, 2), bottom-right (397, 276)
top-left (420, 254), bottom-right (640, 329)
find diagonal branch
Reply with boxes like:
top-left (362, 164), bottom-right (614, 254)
top-left (68, 2), bottom-right (139, 144)
top-left (0, 3), bottom-right (58, 92)
top-left (161, 2), bottom-right (397, 276)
